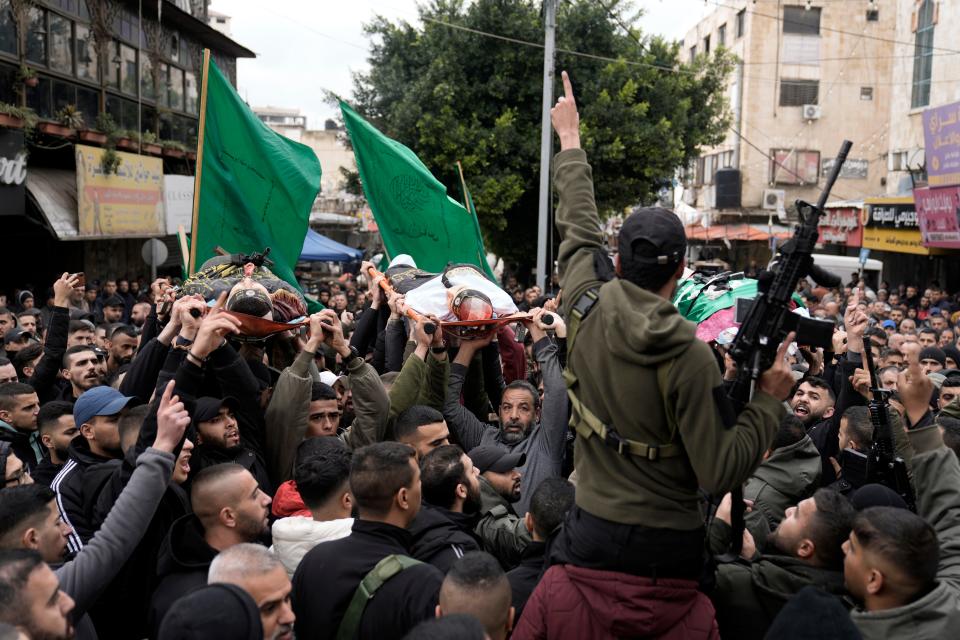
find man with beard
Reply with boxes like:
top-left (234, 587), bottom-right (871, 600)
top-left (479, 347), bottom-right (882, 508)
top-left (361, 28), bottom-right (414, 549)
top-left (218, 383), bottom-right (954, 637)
top-left (789, 378), bottom-right (836, 429)
top-left (129, 302), bottom-right (150, 329)
top-left (708, 488), bottom-right (856, 639)
top-left (56, 347), bottom-right (103, 404)
top-left (104, 325), bottom-right (137, 375)
top-left (207, 544), bottom-right (296, 640)
top-left (51, 386), bottom-right (136, 553)
top-left (443, 309), bottom-right (566, 515)
top-left (468, 445), bottom-right (531, 570)
top-left (33, 401), bottom-right (76, 486)
top-left (0, 382), bottom-right (42, 471)
top-left (410, 444), bottom-right (483, 572)
top-left (150, 463), bottom-right (272, 636)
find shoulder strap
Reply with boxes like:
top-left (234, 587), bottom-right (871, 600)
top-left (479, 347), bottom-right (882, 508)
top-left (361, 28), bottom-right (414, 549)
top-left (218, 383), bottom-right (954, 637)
top-left (335, 554), bottom-right (424, 640)
top-left (563, 287), bottom-right (683, 461)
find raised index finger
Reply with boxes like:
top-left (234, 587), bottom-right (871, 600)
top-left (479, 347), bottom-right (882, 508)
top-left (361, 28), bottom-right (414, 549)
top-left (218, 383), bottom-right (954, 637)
top-left (776, 332), bottom-right (796, 362)
top-left (561, 70), bottom-right (574, 103)
top-left (160, 379), bottom-right (175, 405)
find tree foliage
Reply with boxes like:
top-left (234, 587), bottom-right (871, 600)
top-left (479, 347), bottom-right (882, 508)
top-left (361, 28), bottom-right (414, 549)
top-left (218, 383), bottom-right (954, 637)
top-left (346, 0), bottom-right (734, 264)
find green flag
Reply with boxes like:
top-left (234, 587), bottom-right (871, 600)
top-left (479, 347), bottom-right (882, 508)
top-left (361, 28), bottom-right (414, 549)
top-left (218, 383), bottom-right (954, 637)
top-left (190, 53), bottom-right (321, 295)
top-left (340, 101), bottom-right (494, 279)
top-left (673, 276), bottom-right (805, 323)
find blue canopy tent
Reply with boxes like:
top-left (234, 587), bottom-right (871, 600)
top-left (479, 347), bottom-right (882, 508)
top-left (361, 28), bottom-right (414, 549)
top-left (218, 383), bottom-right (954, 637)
top-left (300, 228), bottom-right (363, 262)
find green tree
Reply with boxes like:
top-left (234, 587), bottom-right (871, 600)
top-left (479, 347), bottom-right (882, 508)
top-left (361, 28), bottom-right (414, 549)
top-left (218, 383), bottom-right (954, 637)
top-left (347, 0), bottom-right (733, 265)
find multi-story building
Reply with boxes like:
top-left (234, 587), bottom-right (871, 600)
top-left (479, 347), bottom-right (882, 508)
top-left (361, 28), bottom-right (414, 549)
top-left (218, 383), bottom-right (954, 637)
top-left (0, 0), bottom-right (253, 289)
top-left (681, 1), bottom-right (896, 265)
top-left (254, 105), bottom-right (308, 142)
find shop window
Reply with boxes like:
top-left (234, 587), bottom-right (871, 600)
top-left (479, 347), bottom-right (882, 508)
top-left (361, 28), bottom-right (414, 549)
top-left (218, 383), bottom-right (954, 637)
top-left (120, 43), bottom-right (137, 95)
top-left (0, 0), bottom-right (16, 55)
top-left (75, 24), bottom-right (97, 81)
top-left (142, 56), bottom-right (156, 102)
top-left (76, 85), bottom-right (97, 124)
top-left (26, 6), bottom-right (46, 65)
top-left (169, 65), bottom-right (183, 111)
top-left (51, 79), bottom-right (73, 113)
top-left (48, 13), bottom-right (73, 74)
top-left (26, 76), bottom-right (52, 118)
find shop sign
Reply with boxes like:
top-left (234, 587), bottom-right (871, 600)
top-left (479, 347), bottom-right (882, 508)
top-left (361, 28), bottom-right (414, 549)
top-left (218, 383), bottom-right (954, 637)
top-left (864, 200), bottom-right (917, 229)
top-left (75, 144), bottom-right (164, 237)
top-left (923, 101), bottom-right (960, 187)
top-left (818, 207), bottom-right (862, 245)
top-left (914, 185), bottom-right (960, 248)
top-left (821, 157), bottom-right (868, 179)
top-left (0, 129), bottom-right (26, 216)
top-left (861, 227), bottom-right (937, 255)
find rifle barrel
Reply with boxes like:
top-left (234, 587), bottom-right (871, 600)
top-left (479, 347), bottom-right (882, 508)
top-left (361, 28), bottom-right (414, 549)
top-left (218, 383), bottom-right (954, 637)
top-left (817, 140), bottom-right (853, 210)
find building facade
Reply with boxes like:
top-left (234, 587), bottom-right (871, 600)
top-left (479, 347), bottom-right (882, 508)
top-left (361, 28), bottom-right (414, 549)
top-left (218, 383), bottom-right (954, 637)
top-left (0, 0), bottom-right (253, 292)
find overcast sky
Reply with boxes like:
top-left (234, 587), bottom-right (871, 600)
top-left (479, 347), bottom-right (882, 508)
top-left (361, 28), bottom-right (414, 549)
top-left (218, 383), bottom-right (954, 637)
top-left (218, 0), bottom-right (714, 128)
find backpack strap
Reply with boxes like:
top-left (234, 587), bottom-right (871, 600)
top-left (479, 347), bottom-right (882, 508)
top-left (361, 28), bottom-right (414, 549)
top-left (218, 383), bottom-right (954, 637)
top-left (335, 554), bottom-right (424, 640)
top-left (564, 287), bottom-right (683, 461)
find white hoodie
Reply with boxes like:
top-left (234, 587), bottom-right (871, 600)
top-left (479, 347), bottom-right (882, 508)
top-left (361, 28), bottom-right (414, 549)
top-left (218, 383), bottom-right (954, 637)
top-left (270, 516), bottom-right (354, 577)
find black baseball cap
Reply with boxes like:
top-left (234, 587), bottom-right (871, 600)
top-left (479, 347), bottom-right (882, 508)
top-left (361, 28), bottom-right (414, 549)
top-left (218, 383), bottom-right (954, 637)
top-left (467, 445), bottom-right (526, 474)
top-left (618, 207), bottom-right (686, 266)
top-left (3, 327), bottom-right (35, 345)
top-left (193, 396), bottom-right (240, 424)
top-left (103, 294), bottom-right (125, 308)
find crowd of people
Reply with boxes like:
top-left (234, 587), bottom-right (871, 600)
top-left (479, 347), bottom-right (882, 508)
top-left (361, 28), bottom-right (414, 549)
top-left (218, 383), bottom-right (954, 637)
top-left (0, 71), bottom-right (959, 640)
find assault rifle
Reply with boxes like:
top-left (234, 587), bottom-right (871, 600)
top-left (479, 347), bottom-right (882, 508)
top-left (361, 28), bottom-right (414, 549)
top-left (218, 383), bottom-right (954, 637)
top-left (861, 344), bottom-right (916, 511)
top-left (718, 140), bottom-right (852, 560)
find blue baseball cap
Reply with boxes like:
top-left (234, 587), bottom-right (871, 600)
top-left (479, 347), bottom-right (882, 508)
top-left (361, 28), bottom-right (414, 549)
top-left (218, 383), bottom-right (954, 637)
top-left (74, 386), bottom-right (136, 428)
top-left (882, 319), bottom-right (896, 329)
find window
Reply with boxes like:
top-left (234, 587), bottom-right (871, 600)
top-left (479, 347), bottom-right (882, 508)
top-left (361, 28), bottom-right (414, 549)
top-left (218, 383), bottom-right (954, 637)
top-left (911, 0), bottom-right (934, 109)
top-left (704, 154), bottom-right (717, 184)
top-left (736, 9), bottom-right (745, 38)
top-left (120, 43), bottom-right (137, 95)
top-left (783, 6), bottom-right (821, 35)
top-left (26, 6), bottom-right (46, 64)
top-left (718, 23), bottom-right (726, 47)
top-left (141, 56), bottom-right (156, 102)
top-left (75, 24), bottom-right (97, 81)
top-left (168, 32), bottom-right (179, 62)
top-left (860, 86), bottom-right (874, 101)
top-left (703, 35), bottom-right (710, 54)
top-left (720, 150), bottom-right (734, 168)
top-left (866, 8), bottom-right (879, 22)
top-left (695, 157), bottom-right (705, 186)
top-left (48, 14), bottom-right (73, 74)
top-left (771, 149), bottom-right (821, 185)
top-left (0, 0), bottom-right (16, 54)
top-left (780, 79), bottom-right (819, 106)
top-left (689, 45), bottom-right (697, 62)
top-left (169, 65), bottom-right (183, 111)
top-left (185, 70), bottom-right (198, 114)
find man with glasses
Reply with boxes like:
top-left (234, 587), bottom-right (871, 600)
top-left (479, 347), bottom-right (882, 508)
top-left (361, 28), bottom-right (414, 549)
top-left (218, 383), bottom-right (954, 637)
top-left (2, 441), bottom-right (33, 488)
top-left (0, 357), bottom-right (18, 385)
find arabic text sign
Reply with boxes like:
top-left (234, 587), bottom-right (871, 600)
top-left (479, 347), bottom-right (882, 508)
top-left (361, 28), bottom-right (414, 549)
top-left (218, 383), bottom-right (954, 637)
top-left (923, 101), bottom-right (960, 187)
top-left (866, 203), bottom-right (917, 229)
top-left (914, 186), bottom-right (960, 248)
top-left (861, 227), bottom-right (934, 256)
top-left (76, 144), bottom-right (164, 237)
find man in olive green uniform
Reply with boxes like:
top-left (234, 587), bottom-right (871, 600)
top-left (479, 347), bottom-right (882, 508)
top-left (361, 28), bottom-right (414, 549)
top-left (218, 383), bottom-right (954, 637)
top-left (550, 71), bottom-right (796, 576)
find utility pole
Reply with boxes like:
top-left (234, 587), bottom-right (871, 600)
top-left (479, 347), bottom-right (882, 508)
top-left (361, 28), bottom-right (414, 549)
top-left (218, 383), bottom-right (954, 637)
top-left (535, 0), bottom-right (557, 290)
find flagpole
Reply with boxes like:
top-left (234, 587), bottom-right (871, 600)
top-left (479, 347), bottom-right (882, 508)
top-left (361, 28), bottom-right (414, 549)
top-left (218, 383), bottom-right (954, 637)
top-left (456, 161), bottom-right (469, 209)
top-left (188, 48), bottom-right (212, 276)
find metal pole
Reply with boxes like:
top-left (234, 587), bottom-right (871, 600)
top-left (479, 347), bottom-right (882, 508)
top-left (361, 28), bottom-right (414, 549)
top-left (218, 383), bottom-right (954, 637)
top-left (137, 0), bottom-right (142, 152)
top-left (535, 0), bottom-right (556, 290)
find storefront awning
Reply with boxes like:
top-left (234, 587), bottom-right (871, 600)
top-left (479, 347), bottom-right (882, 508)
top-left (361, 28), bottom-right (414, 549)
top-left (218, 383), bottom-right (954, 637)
top-left (684, 223), bottom-right (793, 242)
top-left (26, 168), bottom-right (79, 240)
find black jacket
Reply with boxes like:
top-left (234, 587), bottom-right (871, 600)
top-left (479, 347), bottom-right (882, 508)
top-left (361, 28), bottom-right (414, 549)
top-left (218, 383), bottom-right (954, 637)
top-left (409, 503), bottom-right (481, 573)
top-left (507, 540), bottom-right (546, 620)
top-left (0, 422), bottom-right (42, 471)
top-left (29, 305), bottom-right (69, 404)
top-left (31, 456), bottom-right (62, 487)
top-left (292, 519), bottom-right (444, 640)
top-left (51, 436), bottom-right (120, 555)
top-left (149, 513), bottom-right (218, 639)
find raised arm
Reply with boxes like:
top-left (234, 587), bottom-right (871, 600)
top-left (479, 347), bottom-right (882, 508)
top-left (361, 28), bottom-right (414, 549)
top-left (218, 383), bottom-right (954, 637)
top-left (528, 309), bottom-right (568, 460)
top-left (551, 71), bottom-right (605, 316)
top-left (57, 381), bottom-right (187, 616)
top-left (444, 333), bottom-right (497, 452)
top-left (265, 313), bottom-right (325, 483)
top-left (29, 273), bottom-right (76, 401)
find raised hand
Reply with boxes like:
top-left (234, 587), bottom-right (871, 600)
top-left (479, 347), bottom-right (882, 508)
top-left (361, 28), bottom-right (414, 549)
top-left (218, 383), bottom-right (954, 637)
top-left (53, 272), bottom-right (81, 308)
top-left (317, 309), bottom-right (351, 358)
top-left (898, 342), bottom-right (933, 427)
top-left (191, 296), bottom-right (240, 360)
top-left (305, 312), bottom-right (327, 353)
top-left (550, 71), bottom-right (580, 150)
top-left (154, 380), bottom-right (191, 453)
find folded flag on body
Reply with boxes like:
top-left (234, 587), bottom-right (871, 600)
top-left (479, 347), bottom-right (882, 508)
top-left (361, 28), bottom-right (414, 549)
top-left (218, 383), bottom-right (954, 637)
top-left (190, 52), bottom-right (321, 307)
top-left (339, 101), bottom-right (495, 279)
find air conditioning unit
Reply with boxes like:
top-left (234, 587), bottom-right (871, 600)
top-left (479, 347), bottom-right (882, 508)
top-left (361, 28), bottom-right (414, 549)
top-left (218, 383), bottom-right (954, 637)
top-left (762, 189), bottom-right (786, 210)
top-left (802, 104), bottom-right (821, 120)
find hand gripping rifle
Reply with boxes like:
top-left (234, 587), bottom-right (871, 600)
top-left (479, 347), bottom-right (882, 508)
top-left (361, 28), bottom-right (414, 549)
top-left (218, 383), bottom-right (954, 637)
top-left (717, 140), bottom-right (852, 561)
top-left (861, 344), bottom-right (916, 511)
